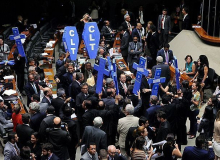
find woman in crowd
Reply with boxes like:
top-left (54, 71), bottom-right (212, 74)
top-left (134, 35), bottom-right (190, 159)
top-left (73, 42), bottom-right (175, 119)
top-left (163, 134), bottom-right (182, 160)
top-left (183, 55), bottom-right (196, 78)
top-left (198, 106), bottom-right (214, 140)
top-left (12, 104), bottom-right (23, 132)
top-left (188, 82), bottom-right (201, 139)
top-left (213, 110), bottom-right (220, 160)
top-left (28, 132), bottom-right (42, 160)
top-left (145, 21), bottom-right (154, 56)
top-left (192, 55), bottom-right (209, 103)
top-left (159, 75), bottom-right (177, 98)
top-left (131, 136), bottom-right (153, 160)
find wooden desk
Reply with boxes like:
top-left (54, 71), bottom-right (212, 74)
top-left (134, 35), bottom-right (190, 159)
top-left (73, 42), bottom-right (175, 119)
top-left (116, 59), bottom-right (129, 71)
top-left (169, 66), bottom-right (193, 86)
top-left (44, 68), bottom-right (57, 94)
top-left (113, 32), bottom-right (121, 53)
top-left (194, 26), bottom-right (220, 44)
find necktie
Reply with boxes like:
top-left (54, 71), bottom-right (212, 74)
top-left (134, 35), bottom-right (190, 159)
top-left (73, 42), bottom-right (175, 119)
top-left (14, 145), bottom-right (20, 156)
top-left (123, 83), bottom-right (127, 93)
top-left (166, 52), bottom-right (169, 64)
top-left (32, 83), bottom-right (38, 94)
top-left (92, 155), bottom-right (96, 160)
top-left (135, 43), bottom-right (137, 51)
top-left (161, 16), bottom-right (164, 29)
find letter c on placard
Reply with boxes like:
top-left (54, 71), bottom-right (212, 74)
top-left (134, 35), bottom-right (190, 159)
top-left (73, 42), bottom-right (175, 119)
top-left (69, 30), bottom-right (75, 36)
top-left (89, 26), bottom-right (95, 33)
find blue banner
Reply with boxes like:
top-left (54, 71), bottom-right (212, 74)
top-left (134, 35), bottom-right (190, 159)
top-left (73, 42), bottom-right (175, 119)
top-left (63, 26), bottom-right (79, 60)
top-left (82, 22), bottom-right (100, 59)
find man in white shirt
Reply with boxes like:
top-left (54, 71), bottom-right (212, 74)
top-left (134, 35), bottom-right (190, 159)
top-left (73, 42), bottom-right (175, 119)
top-left (0, 38), bottom-right (10, 61)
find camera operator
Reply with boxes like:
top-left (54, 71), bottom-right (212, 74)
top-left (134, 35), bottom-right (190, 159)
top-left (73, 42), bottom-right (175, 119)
top-left (182, 135), bottom-right (215, 160)
top-left (47, 117), bottom-right (71, 160)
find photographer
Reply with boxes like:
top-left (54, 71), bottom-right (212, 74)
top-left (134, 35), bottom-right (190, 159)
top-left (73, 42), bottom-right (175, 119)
top-left (182, 135), bottom-right (215, 160)
top-left (47, 117), bottom-right (71, 160)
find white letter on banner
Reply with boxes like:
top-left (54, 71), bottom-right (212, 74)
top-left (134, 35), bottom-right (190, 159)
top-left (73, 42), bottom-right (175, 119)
top-left (70, 48), bottom-right (76, 54)
top-left (70, 39), bottom-right (76, 45)
top-left (89, 34), bottom-right (95, 41)
top-left (89, 26), bottom-right (95, 33)
top-left (89, 44), bottom-right (95, 50)
top-left (69, 30), bottom-right (75, 36)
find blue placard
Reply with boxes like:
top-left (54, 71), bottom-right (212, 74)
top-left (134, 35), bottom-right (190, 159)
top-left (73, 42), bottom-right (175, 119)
top-left (107, 57), bottom-right (119, 95)
top-left (63, 26), bottom-right (79, 60)
top-left (133, 57), bottom-right (149, 95)
top-left (9, 27), bottom-right (26, 58)
top-left (148, 68), bottom-right (166, 96)
top-left (94, 58), bottom-right (110, 94)
top-left (82, 22), bottom-right (100, 59)
top-left (174, 57), bottom-right (181, 90)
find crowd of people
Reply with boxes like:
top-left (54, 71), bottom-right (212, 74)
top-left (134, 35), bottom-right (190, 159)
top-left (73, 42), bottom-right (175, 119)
top-left (0, 0), bottom-right (219, 160)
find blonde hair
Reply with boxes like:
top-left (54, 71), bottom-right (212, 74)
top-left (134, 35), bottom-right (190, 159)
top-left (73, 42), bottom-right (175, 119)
top-left (146, 21), bottom-right (154, 32)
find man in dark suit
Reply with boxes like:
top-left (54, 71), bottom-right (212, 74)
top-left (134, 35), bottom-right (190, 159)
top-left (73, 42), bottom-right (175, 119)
top-left (81, 117), bottom-right (107, 154)
top-left (62, 64), bottom-right (75, 96)
top-left (47, 117), bottom-right (71, 160)
top-left (131, 23), bottom-right (142, 42)
top-left (101, 20), bottom-right (115, 41)
top-left (69, 72), bottom-right (84, 100)
top-left (39, 106), bottom-right (56, 142)
top-left (149, 25), bottom-right (160, 65)
top-left (152, 56), bottom-right (171, 87)
top-left (182, 7), bottom-right (191, 30)
top-left (118, 73), bottom-right (127, 98)
top-left (54, 58), bottom-right (71, 89)
top-left (76, 83), bottom-right (89, 137)
top-left (41, 87), bottom-right (53, 105)
top-left (102, 88), bottom-right (115, 108)
top-left (41, 143), bottom-right (60, 160)
top-left (82, 100), bottom-right (99, 133)
top-left (24, 74), bottom-right (40, 107)
top-left (128, 36), bottom-right (143, 72)
top-left (140, 69), bottom-right (152, 111)
top-left (157, 43), bottom-right (174, 65)
top-left (155, 111), bottom-right (171, 142)
top-left (121, 9), bottom-right (136, 27)
top-left (16, 113), bottom-right (34, 148)
top-left (51, 88), bottom-right (66, 118)
top-left (157, 8), bottom-right (172, 48)
top-left (108, 145), bottom-right (126, 160)
top-left (29, 102), bottom-right (46, 132)
top-left (119, 26), bottom-right (130, 63)
top-left (182, 135), bottom-right (215, 160)
top-left (63, 106), bottom-right (79, 160)
top-left (145, 95), bottom-right (161, 127)
top-left (4, 132), bottom-right (20, 160)
top-left (14, 15), bottom-right (28, 32)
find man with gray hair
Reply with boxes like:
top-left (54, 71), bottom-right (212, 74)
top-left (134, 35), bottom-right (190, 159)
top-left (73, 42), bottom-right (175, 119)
top-left (29, 102), bottom-right (46, 131)
top-left (108, 145), bottom-right (126, 160)
top-left (117, 104), bottom-right (139, 157)
top-left (81, 117), bottom-right (107, 154)
top-left (152, 56), bottom-right (170, 89)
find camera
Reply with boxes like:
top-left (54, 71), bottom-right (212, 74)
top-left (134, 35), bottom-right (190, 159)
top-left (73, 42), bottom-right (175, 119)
top-left (61, 122), bottom-right (67, 130)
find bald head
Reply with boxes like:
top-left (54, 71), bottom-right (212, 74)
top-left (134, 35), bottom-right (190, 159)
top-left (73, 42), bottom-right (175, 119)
top-left (137, 23), bottom-right (142, 29)
top-left (53, 117), bottom-right (61, 128)
top-left (108, 145), bottom-right (116, 158)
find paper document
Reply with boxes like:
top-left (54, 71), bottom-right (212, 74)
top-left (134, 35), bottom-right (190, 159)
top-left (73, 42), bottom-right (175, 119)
top-left (3, 90), bottom-right (17, 96)
top-left (4, 75), bottom-right (14, 80)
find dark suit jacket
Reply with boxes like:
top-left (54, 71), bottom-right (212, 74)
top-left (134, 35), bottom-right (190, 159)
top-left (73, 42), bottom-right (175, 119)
top-left (120, 31), bottom-right (130, 57)
top-left (127, 94), bottom-right (139, 108)
top-left (41, 153), bottom-right (60, 160)
top-left (82, 109), bottom-right (99, 132)
top-left (182, 15), bottom-right (191, 30)
top-left (51, 97), bottom-right (65, 118)
top-left (118, 81), bottom-right (127, 98)
top-left (128, 42), bottom-right (143, 64)
top-left (81, 126), bottom-right (107, 153)
top-left (47, 128), bottom-right (71, 160)
top-left (24, 82), bottom-right (40, 101)
top-left (157, 49), bottom-right (174, 64)
top-left (125, 126), bottom-right (138, 156)
top-left (70, 80), bottom-right (81, 100)
top-left (182, 146), bottom-right (215, 160)
top-left (152, 63), bottom-right (171, 87)
top-left (30, 112), bottom-right (46, 132)
top-left (131, 28), bottom-right (141, 42)
top-left (140, 77), bottom-right (151, 109)
top-left (146, 105), bottom-right (161, 126)
top-left (103, 97), bottom-right (115, 108)
top-left (156, 120), bottom-right (171, 142)
top-left (101, 26), bottom-right (114, 39)
top-left (108, 154), bottom-right (127, 160)
top-left (128, 11), bottom-right (136, 26)
top-left (41, 96), bottom-right (51, 105)
top-left (54, 65), bottom-right (66, 80)
top-left (149, 32), bottom-right (160, 55)
top-left (157, 15), bottom-right (172, 34)
top-left (76, 92), bottom-right (88, 121)
top-left (16, 124), bottom-right (34, 148)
